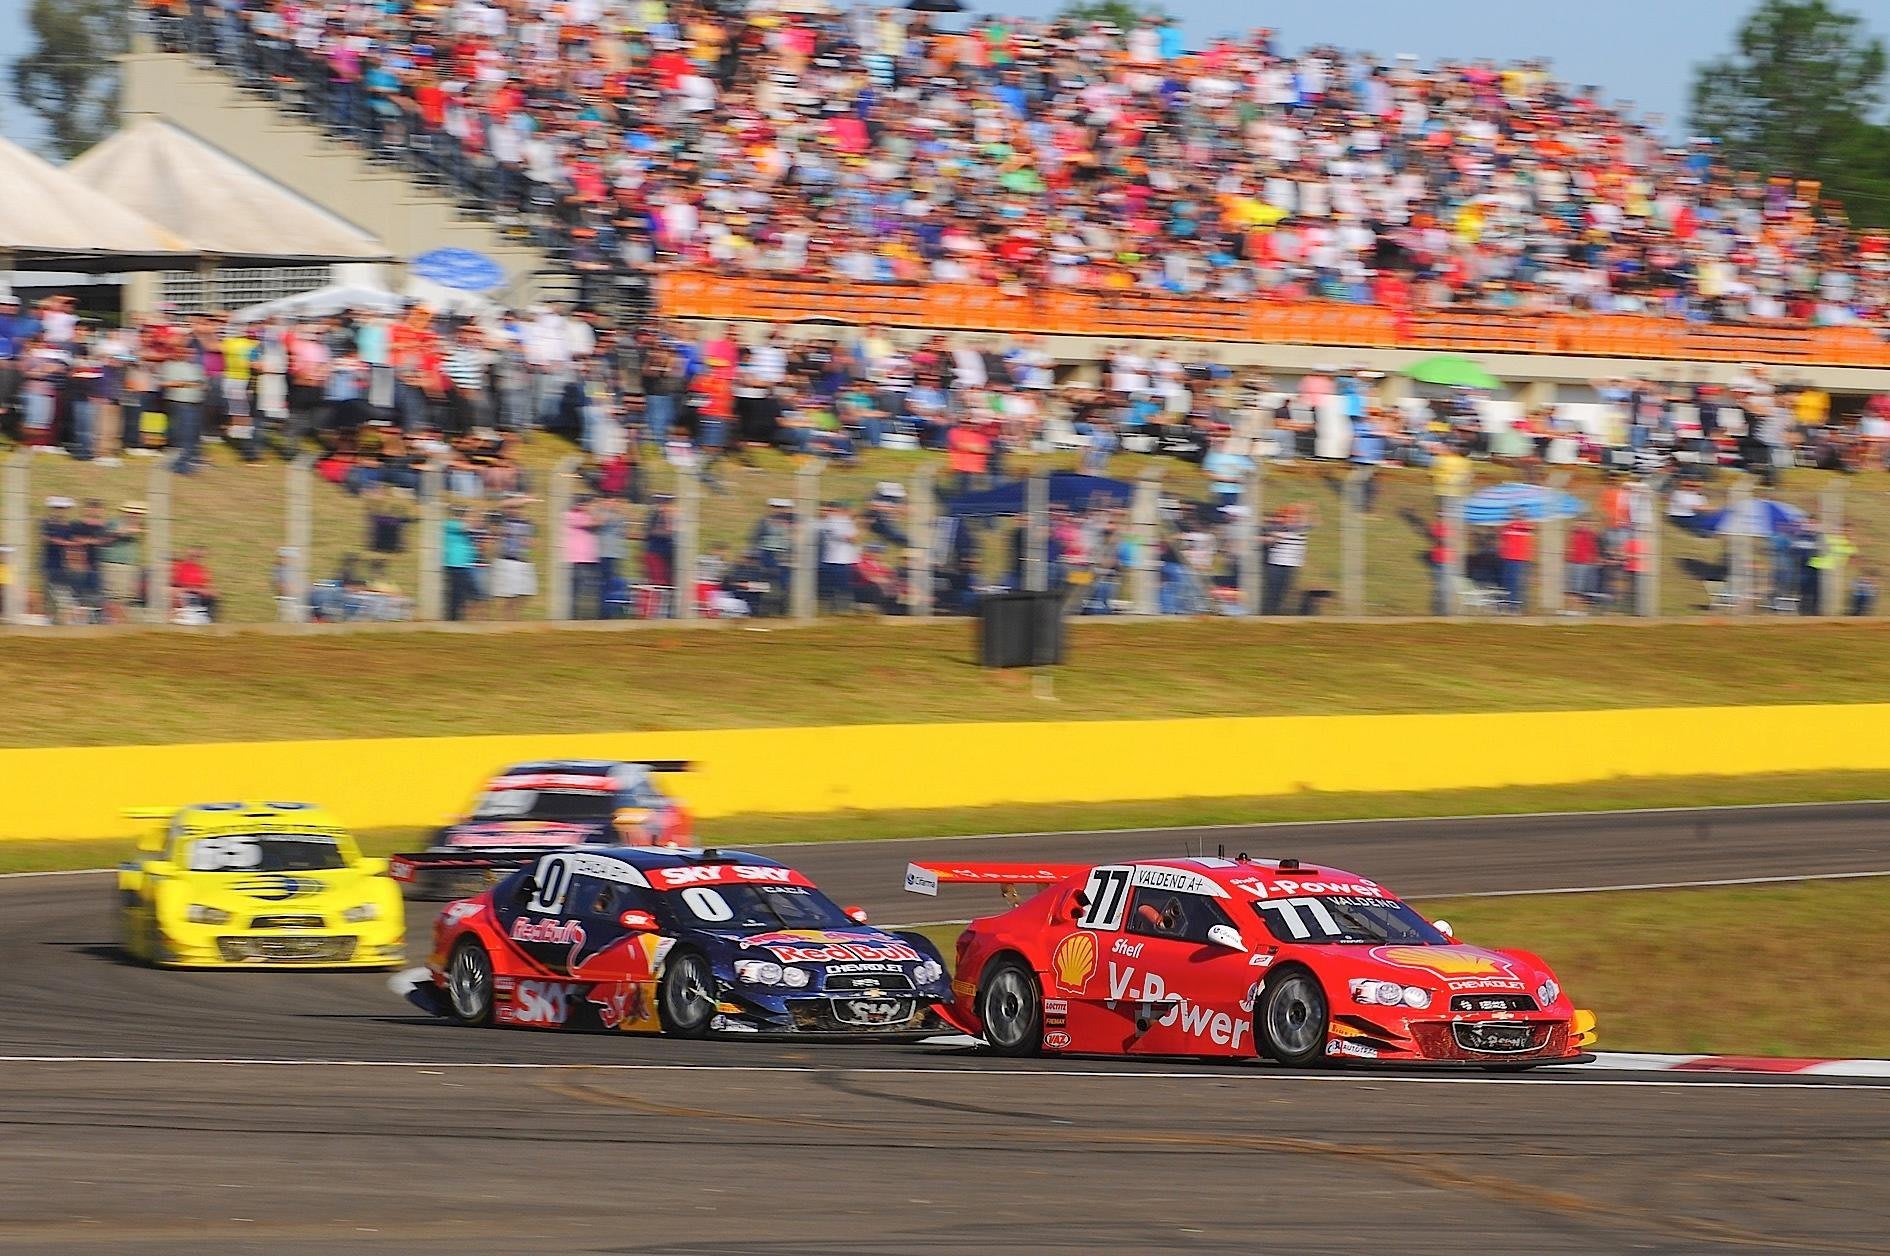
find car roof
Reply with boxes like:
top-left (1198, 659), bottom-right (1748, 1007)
top-left (1128, 856), bottom-right (1377, 887)
top-left (567, 846), bottom-right (788, 872)
top-left (498, 760), bottom-right (628, 775)
top-left (170, 801), bottom-right (345, 835)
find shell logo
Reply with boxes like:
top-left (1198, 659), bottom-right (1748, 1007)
top-left (1051, 932), bottom-right (1098, 993)
top-left (1372, 945), bottom-right (1514, 979)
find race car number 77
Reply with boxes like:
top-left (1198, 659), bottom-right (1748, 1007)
top-left (1077, 866), bottom-right (1132, 929)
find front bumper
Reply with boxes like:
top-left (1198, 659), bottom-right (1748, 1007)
top-left (1327, 1010), bottom-right (1595, 1065)
top-left (154, 927), bottom-right (405, 969)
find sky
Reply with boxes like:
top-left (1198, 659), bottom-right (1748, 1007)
top-left (1, 0), bottom-right (1887, 152)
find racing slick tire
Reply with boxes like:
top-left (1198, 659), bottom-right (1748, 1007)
top-left (658, 949), bottom-right (716, 1039)
top-left (976, 957), bottom-right (1043, 1058)
top-left (445, 938), bottom-right (495, 1027)
top-left (1256, 967), bottom-right (1329, 1068)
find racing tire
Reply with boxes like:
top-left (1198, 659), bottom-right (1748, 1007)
top-left (1256, 968), bottom-right (1329, 1068)
top-left (658, 950), bottom-right (716, 1039)
top-left (444, 938), bottom-right (495, 1027)
top-left (976, 958), bottom-right (1043, 1058)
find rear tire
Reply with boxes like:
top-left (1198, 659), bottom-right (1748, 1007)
top-left (976, 958), bottom-right (1042, 1057)
top-left (658, 950), bottom-right (716, 1038)
top-left (1256, 969), bottom-right (1328, 1067)
top-left (445, 938), bottom-right (494, 1027)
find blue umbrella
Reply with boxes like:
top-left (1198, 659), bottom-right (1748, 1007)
top-left (410, 247), bottom-right (505, 292)
top-left (1698, 498), bottom-right (1807, 538)
top-left (1462, 483), bottom-right (1583, 526)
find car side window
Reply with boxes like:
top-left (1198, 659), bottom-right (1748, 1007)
top-left (1126, 887), bottom-right (1231, 945)
top-left (573, 876), bottom-right (653, 921)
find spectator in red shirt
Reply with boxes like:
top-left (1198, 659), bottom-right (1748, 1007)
top-left (171, 546), bottom-right (220, 622)
top-left (1497, 517), bottom-right (1534, 612)
top-left (1567, 521), bottom-right (1602, 611)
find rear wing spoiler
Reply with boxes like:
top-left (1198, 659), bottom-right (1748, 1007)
top-left (903, 861), bottom-right (1089, 897)
top-left (635, 761), bottom-right (693, 773)
top-left (123, 807), bottom-right (180, 822)
top-left (389, 850), bottom-right (544, 884)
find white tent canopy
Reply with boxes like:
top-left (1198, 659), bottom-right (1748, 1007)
top-left (68, 120), bottom-right (391, 266)
top-left (0, 136), bottom-right (199, 273)
top-left (232, 278), bottom-right (502, 324)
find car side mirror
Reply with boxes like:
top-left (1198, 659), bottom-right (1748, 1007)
top-left (359, 857), bottom-right (389, 876)
top-left (1432, 919), bottom-right (1454, 940)
top-left (844, 905), bottom-right (869, 923)
top-left (136, 833), bottom-right (165, 854)
top-left (618, 909), bottom-right (661, 933)
top-left (143, 860), bottom-right (176, 877)
top-left (1206, 923), bottom-right (1246, 951)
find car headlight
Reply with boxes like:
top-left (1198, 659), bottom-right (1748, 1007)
top-left (343, 904), bottom-right (380, 923)
top-left (185, 904), bottom-right (232, 925)
top-left (781, 965), bottom-right (811, 988)
top-left (1535, 979), bottom-right (1561, 1006)
top-left (734, 959), bottom-right (784, 986)
top-left (914, 959), bottom-right (944, 985)
top-left (1350, 978), bottom-right (1430, 1009)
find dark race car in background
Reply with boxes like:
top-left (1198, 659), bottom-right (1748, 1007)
top-left (403, 846), bottom-right (952, 1039)
top-left (391, 760), bottom-right (693, 899)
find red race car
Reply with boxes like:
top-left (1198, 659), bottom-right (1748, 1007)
top-left (904, 854), bottom-right (1597, 1068)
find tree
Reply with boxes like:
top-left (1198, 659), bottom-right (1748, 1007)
top-left (1055, 0), bottom-right (1168, 32)
top-left (10, 0), bottom-right (126, 159)
top-left (1690, 0), bottom-right (1890, 228)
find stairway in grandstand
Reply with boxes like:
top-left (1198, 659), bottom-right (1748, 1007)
top-left (121, 35), bottom-right (582, 312)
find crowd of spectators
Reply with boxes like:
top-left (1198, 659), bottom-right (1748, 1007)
top-left (152, 0), bottom-right (1890, 329)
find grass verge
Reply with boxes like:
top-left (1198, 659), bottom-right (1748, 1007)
top-left (11, 767), bottom-right (1890, 874)
top-left (905, 879), bottom-right (1890, 1059)
top-left (10, 619), bottom-right (1890, 748)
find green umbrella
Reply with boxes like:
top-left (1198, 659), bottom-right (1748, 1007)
top-left (1405, 354), bottom-right (1503, 391)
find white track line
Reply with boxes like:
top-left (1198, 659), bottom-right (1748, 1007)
top-left (1421, 869), bottom-right (1890, 900)
top-left (0, 1054), bottom-right (1883, 1090)
top-left (761, 796), bottom-right (1890, 849)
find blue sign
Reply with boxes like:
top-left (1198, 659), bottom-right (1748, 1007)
top-left (410, 247), bottom-right (505, 292)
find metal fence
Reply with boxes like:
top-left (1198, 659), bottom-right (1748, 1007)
top-left (0, 447), bottom-right (1874, 628)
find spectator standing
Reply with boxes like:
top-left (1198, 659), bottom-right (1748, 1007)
top-left (594, 498), bottom-right (628, 619)
top-left (1261, 504), bottom-right (1309, 615)
top-left (441, 506), bottom-right (478, 621)
top-left (563, 496), bottom-right (601, 619)
top-left (1497, 516), bottom-right (1535, 612)
top-left (100, 502), bottom-right (144, 622)
top-left (170, 546), bottom-right (219, 622)
top-left (818, 501), bottom-right (861, 612)
top-left (160, 345), bottom-right (207, 474)
top-left (490, 498), bottom-right (537, 620)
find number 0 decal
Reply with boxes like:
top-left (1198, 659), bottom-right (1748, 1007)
top-left (528, 855), bottom-right (571, 915)
top-left (1077, 865), bottom-right (1132, 930)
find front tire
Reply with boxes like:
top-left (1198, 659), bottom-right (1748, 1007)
top-left (658, 950), bottom-right (716, 1038)
top-left (445, 938), bottom-right (494, 1026)
top-left (1256, 968), bottom-right (1328, 1067)
top-left (977, 958), bottom-right (1042, 1057)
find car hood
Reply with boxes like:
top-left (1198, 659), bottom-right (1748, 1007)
top-left (170, 867), bottom-right (385, 907)
top-left (716, 927), bottom-right (927, 963)
top-left (1362, 943), bottom-right (1548, 991)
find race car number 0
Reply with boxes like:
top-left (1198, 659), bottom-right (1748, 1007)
top-left (1077, 865), bottom-right (1132, 930)
top-left (528, 856), bottom-right (571, 914)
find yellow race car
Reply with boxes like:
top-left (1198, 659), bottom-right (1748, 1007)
top-left (116, 801), bottom-right (405, 968)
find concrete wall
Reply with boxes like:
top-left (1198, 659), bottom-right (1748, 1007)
top-left (119, 50), bottom-right (553, 310)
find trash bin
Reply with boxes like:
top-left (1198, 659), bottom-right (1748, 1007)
top-left (978, 590), bottom-right (1065, 668)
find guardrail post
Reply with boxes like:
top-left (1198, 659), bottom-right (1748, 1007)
top-left (546, 455), bottom-right (579, 621)
top-left (1634, 481), bottom-right (1660, 618)
top-left (416, 465), bottom-right (443, 621)
top-left (146, 455), bottom-right (173, 625)
top-left (1727, 477), bottom-right (1755, 614)
top-left (1024, 469), bottom-right (1049, 593)
top-left (676, 463), bottom-right (700, 621)
top-left (1130, 472), bottom-right (1160, 615)
top-left (1342, 467), bottom-right (1367, 616)
top-left (1, 449), bottom-right (27, 625)
top-left (281, 455), bottom-right (313, 623)
top-left (909, 461), bottom-right (935, 618)
top-left (1821, 480), bottom-right (1847, 618)
top-left (792, 459), bottom-right (819, 621)
top-left (1239, 461), bottom-right (1263, 615)
top-left (1444, 494), bottom-right (1465, 617)
top-left (1540, 472), bottom-right (1569, 615)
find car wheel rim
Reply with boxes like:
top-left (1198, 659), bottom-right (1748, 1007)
top-left (668, 957), bottom-right (712, 1026)
top-left (449, 947), bottom-right (489, 1020)
top-left (1269, 978), bottom-right (1323, 1057)
top-left (984, 968), bottom-right (1033, 1048)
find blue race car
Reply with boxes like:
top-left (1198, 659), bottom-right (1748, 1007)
top-left (404, 846), bottom-right (953, 1039)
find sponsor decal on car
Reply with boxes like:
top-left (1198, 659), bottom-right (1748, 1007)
top-left (1105, 963), bottom-right (1249, 1050)
top-left (511, 918), bottom-right (587, 946)
top-left (1051, 932), bottom-right (1098, 994)
top-left (1373, 945), bottom-right (1517, 982)
top-left (740, 930), bottom-right (922, 965)
top-left (1043, 1031), bottom-right (1073, 1050)
top-left (441, 901), bottom-right (485, 927)
top-left (233, 874), bottom-right (325, 901)
top-left (589, 980), bottom-right (655, 1031)
top-left (505, 979), bottom-right (581, 1026)
top-left (1043, 996), bottom-right (1069, 1027)
top-left (1111, 938), bottom-right (1144, 958)
top-left (1326, 1038), bottom-right (1379, 1059)
top-left (648, 864), bottom-right (812, 890)
top-left (1130, 866), bottom-right (1229, 898)
top-left (903, 863), bottom-right (940, 896)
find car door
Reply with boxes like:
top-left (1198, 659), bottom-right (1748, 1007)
top-left (1110, 882), bottom-right (1257, 1058)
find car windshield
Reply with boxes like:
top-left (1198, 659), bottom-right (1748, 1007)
top-left (669, 883), bottom-right (853, 931)
top-left (472, 788), bottom-right (617, 822)
top-left (183, 834), bottom-right (347, 872)
top-left (1250, 894), bottom-right (1447, 945)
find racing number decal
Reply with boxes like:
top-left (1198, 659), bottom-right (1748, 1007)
top-left (186, 836), bottom-right (263, 871)
top-left (1077, 866), bottom-right (1132, 930)
top-left (680, 886), bottom-right (734, 921)
top-left (528, 855), bottom-right (572, 914)
top-left (1254, 897), bottom-right (1341, 940)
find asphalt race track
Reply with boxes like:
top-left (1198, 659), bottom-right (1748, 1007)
top-left (4, 802), bottom-right (1890, 1254)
